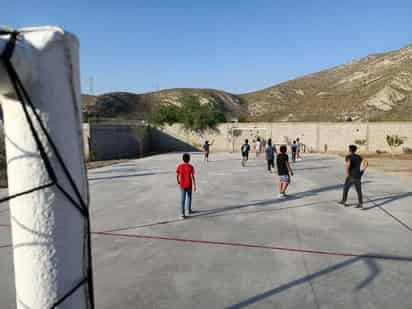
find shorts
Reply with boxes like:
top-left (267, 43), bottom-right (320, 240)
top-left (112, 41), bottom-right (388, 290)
top-left (279, 175), bottom-right (290, 184)
top-left (242, 152), bottom-right (249, 159)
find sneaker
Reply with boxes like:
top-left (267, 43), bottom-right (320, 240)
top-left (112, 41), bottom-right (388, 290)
top-left (355, 204), bottom-right (363, 209)
top-left (180, 215), bottom-right (186, 220)
top-left (188, 210), bottom-right (194, 214)
top-left (278, 193), bottom-right (285, 198)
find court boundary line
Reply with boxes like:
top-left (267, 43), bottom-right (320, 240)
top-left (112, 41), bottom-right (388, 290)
top-left (92, 231), bottom-right (412, 261)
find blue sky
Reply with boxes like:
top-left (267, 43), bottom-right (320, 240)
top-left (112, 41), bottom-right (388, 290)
top-left (2, 1), bottom-right (412, 95)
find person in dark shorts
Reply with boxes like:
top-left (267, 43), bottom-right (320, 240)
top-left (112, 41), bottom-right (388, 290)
top-left (202, 140), bottom-right (214, 163)
top-left (241, 139), bottom-right (251, 167)
top-left (338, 145), bottom-right (368, 209)
top-left (291, 140), bottom-right (298, 162)
top-left (276, 145), bottom-right (294, 197)
top-left (265, 138), bottom-right (276, 172)
top-left (176, 153), bottom-right (196, 219)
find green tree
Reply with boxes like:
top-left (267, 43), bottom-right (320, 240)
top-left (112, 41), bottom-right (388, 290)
top-left (148, 104), bottom-right (179, 126)
top-left (386, 134), bottom-right (404, 155)
top-left (179, 96), bottom-right (225, 132)
top-left (148, 96), bottom-right (225, 132)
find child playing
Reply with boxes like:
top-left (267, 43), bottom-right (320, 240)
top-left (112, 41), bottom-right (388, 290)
top-left (202, 140), bottom-right (214, 162)
top-left (291, 140), bottom-right (298, 162)
top-left (176, 153), bottom-right (196, 219)
top-left (241, 139), bottom-right (251, 167)
top-left (276, 145), bottom-right (294, 198)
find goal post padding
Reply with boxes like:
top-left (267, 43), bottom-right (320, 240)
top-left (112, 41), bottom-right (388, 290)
top-left (0, 27), bottom-right (92, 309)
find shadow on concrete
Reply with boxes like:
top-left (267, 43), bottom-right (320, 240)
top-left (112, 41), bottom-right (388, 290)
top-left (150, 128), bottom-right (199, 153)
top-left (293, 166), bottom-right (332, 171)
top-left (297, 156), bottom-right (337, 163)
top-left (88, 171), bottom-right (172, 181)
top-left (226, 253), bottom-right (412, 309)
top-left (363, 192), bottom-right (412, 210)
top-left (98, 201), bottom-right (331, 233)
top-left (89, 167), bottom-right (158, 175)
top-left (193, 183), bottom-right (368, 218)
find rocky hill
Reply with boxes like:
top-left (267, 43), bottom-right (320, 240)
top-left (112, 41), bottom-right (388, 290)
top-left (243, 44), bottom-right (412, 122)
top-left (82, 44), bottom-right (412, 122)
top-left (82, 89), bottom-right (248, 121)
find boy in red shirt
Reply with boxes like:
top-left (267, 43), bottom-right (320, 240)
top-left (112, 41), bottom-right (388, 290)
top-left (176, 153), bottom-right (196, 219)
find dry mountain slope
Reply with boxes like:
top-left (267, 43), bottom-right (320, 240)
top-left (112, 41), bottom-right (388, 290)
top-left (242, 44), bottom-right (412, 122)
top-left (82, 44), bottom-right (412, 122)
top-left (82, 89), bottom-right (247, 121)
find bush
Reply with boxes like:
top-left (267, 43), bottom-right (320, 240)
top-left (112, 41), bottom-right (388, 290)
top-left (354, 139), bottom-right (367, 146)
top-left (148, 105), bottom-right (179, 126)
top-left (386, 135), bottom-right (404, 148)
top-left (376, 149), bottom-right (388, 154)
top-left (386, 134), bottom-right (404, 155)
top-left (148, 96), bottom-right (225, 132)
top-left (403, 147), bottom-right (412, 154)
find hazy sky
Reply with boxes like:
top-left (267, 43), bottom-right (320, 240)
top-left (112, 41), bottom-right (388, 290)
top-left (2, 0), bottom-right (412, 94)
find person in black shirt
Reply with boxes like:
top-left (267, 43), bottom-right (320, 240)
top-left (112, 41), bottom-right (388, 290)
top-left (338, 145), bottom-right (368, 209)
top-left (241, 139), bottom-right (251, 167)
top-left (265, 138), bottom-right (276, 172)
top-left (276, 145), bottom-right (294, 198)
top-left (202, 140), bottom-right (214, 163)
top-left (291, 140), bottom-right (298, 162)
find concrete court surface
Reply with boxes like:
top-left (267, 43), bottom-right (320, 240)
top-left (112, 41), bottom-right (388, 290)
top-left (1, 152), bottom-right (412, 308)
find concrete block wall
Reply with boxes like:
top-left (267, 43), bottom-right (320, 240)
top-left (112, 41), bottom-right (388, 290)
top-left (89, 123), bottom-right (150, 161)
top-left (158, 122), bottom-right (412, 154)
top-left (81, 121), bottom-right (412, 161)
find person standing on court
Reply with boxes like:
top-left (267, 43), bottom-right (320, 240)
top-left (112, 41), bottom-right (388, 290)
top-left (176, 153), bottom-right (196, 219)
top-left (296, 138), bottom-right (303, 160)
top-left (241, 139), bottom-right (251, 167)
top-left (255, 138), bottom-right (262, 158)
top-left (265, 138), bottom-right (276, 172)
top-left (202, 140), bottom-right (214, 163)
top-left (276, 145), bottom-right (294, 198)
top-left (291, 140), bottom-right (298, 162)
top-left (338, 145), bottom-right (368, 209)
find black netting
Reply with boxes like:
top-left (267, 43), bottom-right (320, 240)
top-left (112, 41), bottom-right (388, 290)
top-left (0, 30), bottom-right (95, 309)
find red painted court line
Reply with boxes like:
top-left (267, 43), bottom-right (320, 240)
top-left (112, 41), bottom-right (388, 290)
top-left (93, 231), bottom-right (363, 258)
top-left (1, 224), bottom-right (409, 261)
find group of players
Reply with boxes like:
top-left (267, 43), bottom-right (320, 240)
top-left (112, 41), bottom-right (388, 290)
top-left (238, 138), bottom-right (302, 197)
top-left (175, 138), bottom-right (367, 219)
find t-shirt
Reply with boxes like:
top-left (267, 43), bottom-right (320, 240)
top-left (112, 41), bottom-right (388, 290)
top-left (176, 163), bottom-right (195, 189)
top-left (276, 153), bottom-right (289, 175)
top-left (291, 144), bottom-right (298, 153)
top-left (203, 144), bottom-right (210, 152)
top-left (345, 154), bottom-right (363, 179)
top-left (255, 141), bottom-right (261, 151)
top-left (241, 144), bottom-right (251, 154)
top-left (265, 145), bottom-right (275, 160)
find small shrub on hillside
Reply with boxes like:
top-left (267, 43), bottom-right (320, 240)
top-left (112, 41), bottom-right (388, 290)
top-left (148, 96), bottom-right (225, 132)
top-left (354, 139), bottom-right (367, 146)
top-left (403, 147), bottom-right (412, 154)
top-left (376, 149), bottom-right (388, 154)
top-left (386, 134), bottom-right (404, 155)
top-left (148, 105), bottom-right (179, 126)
